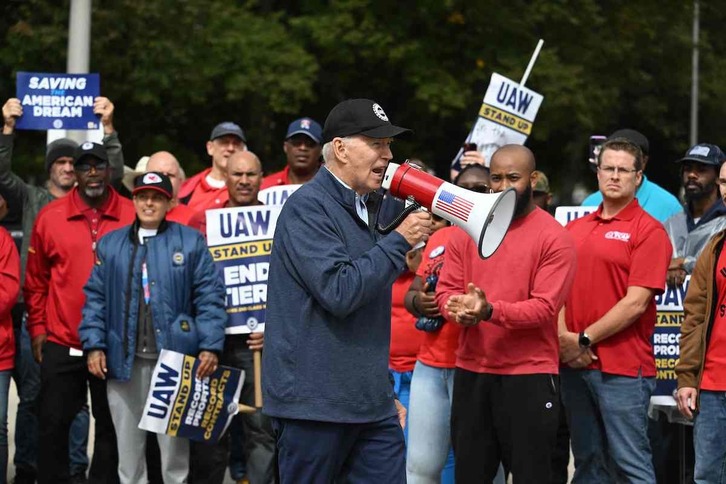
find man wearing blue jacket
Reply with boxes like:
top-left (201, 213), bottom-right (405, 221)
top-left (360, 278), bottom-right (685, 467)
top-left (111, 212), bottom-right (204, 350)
top-left (263, 99), bottom-right (433, 483)
top-left (79, 172), bottom-right (227, 484)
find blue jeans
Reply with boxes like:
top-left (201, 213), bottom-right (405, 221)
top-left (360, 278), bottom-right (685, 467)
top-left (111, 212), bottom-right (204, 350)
top-left (561, 368), bottom-right (656, 484)
top-left (0, 369), bottom-right (11, 483)
top-left (12, 322), bottom-right (89, 476)
top-left (405, 361), bottom-right (456, 484)
top-left (694, 390), bottom-right (726, 483)
top-left (391, 370), bottom-right (412, 442)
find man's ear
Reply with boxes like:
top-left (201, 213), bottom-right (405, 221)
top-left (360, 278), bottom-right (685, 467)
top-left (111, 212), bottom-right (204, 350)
top-left (206, 140), bottom-right (214, 157)
top-left (332, 138), bottom-right (348, 164)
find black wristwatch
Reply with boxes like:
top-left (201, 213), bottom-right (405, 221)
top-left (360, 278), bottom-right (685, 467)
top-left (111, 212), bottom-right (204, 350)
top-left (578, 331), bottom-right (592, 348)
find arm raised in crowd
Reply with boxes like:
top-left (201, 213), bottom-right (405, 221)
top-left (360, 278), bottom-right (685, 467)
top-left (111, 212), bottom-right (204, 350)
top-left (0, 98), bottom-right (30, 207)
top-left (94, 97), bottom-right (125, 183)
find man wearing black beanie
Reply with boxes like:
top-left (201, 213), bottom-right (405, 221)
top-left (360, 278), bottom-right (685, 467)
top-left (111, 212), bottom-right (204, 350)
top-left (0, 95), bottom-right (125, 484)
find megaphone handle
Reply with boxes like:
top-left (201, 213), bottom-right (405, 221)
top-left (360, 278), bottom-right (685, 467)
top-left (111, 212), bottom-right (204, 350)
top-left (376, 200), bottom-right (421, 234)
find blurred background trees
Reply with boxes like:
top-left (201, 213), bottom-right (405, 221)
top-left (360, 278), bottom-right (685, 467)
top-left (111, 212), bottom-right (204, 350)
top-left (2, 0), bottom-right (724, 203)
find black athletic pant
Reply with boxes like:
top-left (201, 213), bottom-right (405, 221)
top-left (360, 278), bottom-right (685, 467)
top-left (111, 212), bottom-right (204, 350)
top-left (37, 341), bottom-right (119, 484)
top-left (451, 369), bottom-right (560, 484)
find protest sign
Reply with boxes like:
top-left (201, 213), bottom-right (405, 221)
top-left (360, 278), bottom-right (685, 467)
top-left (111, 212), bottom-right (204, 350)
top-left (206, 205), bottom-right (281, 334)
top-left (555, 207), bottom-right (685, 407)
top-left (453, 72), bottom-right (544, 169)
top-left (139, 350), bottom-right (243, 443)
top-left (258, 184), bottom-right (301, 206)
top-left (15, 72), bottom-right (100, 131)
top-left (554, 206), bottom-right (598, 226)
top-left (651, 277), bottom-right (689, 406)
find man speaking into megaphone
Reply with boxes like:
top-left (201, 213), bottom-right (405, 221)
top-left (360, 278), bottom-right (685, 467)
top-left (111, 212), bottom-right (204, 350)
top-left (263, 99), bottom-right (431, 483)
top-left (436, 145), bottom-right (578, 484)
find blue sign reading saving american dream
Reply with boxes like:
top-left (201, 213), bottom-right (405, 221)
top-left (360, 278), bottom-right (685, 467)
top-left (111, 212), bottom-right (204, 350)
top-left (557, 207), bottom-right (685, 405)
top-left (206, 206), bottom-right (281, 334)
top-left (139, 350), bottom-right (243, 443)
top-left (15, 72), bottom-right (100, 131)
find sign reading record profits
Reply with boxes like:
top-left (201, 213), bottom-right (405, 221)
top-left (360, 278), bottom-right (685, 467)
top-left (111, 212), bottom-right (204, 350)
top-left (480, 73), bottom-right (543, 136)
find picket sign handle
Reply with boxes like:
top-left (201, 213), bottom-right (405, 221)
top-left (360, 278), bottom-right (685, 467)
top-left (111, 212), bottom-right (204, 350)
top-left (254, 349), bottom-right (263, 408)
top-left (520, 39), bottom-right (544, 87)
top-left (236, 348), bottom-right (263, 414)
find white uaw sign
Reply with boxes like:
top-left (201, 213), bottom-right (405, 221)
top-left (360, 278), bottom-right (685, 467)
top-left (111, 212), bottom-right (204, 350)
top-left (454, 72), bottom-right (544, 168)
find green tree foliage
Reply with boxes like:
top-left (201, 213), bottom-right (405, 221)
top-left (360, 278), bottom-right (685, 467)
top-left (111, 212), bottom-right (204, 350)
top-left (1, 0), bottom-right (725, 202)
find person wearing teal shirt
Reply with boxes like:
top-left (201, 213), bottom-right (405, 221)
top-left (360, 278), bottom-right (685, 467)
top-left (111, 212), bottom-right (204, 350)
top-left (581, 129), bottom-right (683, 223)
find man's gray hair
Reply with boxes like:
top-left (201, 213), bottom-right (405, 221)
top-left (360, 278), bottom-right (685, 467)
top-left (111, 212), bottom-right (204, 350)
top-left (322, 137), bottom-right (353, 163)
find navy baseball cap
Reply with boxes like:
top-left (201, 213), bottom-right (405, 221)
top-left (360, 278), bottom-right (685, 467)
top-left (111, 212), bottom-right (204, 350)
top-left (677, 143), bottom-right (725, 167)
top-left (210, 122), bottom-right (246, 143)
top-left (285, 117), bottom-right (322, 144)
top-left (322, 99), bottom-right (411, 143)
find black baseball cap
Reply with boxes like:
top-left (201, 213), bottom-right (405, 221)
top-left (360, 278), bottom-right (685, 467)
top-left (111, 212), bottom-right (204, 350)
top-left (676, 143), bottom-right (725, 167)
top-left (608, 129), bottom-right (649, 155)
top-left (210, 122), bottom-right (246, 143)
top-left (132, 171), bottom-right (173, 199)
top-left (73, 141), bottom-right (109, 166)
top-left (322, 99), bottom-right (411, 143)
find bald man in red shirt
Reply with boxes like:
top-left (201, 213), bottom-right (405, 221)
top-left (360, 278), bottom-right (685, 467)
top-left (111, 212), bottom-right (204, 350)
top-left (437, 145), bottom-right (577, 484)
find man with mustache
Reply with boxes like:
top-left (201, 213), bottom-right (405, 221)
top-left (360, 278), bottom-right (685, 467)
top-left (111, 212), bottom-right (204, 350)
top-left (559, 138), bottom-right (672, 483)
top-left (665, 143), bottom-right (726, 286)
top-left (24, 142), bottom-right (135, 483)
top-left (437, 144), bottom-right (577, 483)
top-left (261, 117), bottom-right (323, 189)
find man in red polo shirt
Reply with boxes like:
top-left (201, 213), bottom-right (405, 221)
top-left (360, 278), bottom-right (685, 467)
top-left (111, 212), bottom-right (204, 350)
top-left (559, 137), bottom-right (672, 483)
top-left (437, 145), bottom-right (577, 483)
top-left (179, 122), bottom-right (246, 212)
top-left (260, 117), bottom-right (322, 189)
top-left (24, 142), bottom-right (136, 483)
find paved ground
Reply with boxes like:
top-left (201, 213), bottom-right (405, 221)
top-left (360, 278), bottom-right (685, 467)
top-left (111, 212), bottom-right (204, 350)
top-left (5, 381), bottom-right (573, 482)
top-left (5, 381), bottom-right (239, 483)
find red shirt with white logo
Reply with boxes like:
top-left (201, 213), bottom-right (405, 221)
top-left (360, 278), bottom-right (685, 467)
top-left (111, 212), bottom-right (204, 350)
top-left (416, 226), bottom-right (460, 369)
top-left (700, 248), bottom-right (726, 390)
top-left (24, 187), bottom-right (135, 350)
top-left (565, 199), bottom-right (672, 377)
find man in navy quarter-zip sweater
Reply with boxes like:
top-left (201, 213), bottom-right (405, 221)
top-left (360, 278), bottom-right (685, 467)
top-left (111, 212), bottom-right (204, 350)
top-left (263, 99), bottom-right (432, 483)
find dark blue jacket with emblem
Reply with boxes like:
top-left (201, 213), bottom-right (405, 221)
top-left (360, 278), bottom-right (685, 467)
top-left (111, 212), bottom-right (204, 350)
top-left (79, 219), bottom-right (227, 381)
top-left (262, 167), bottom-right (412, 423)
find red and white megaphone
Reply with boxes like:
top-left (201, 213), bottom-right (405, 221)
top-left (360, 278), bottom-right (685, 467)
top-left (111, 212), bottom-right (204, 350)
top-left (381, 161), bottom-right (517, 259)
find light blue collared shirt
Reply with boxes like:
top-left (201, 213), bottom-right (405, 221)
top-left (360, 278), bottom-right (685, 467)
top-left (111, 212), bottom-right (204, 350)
top-left (324, 167), bottom-right (369, 225)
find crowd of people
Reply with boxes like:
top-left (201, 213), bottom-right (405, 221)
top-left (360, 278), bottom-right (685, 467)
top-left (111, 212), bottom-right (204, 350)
top-left (0, 92), bottom-right (724, 484)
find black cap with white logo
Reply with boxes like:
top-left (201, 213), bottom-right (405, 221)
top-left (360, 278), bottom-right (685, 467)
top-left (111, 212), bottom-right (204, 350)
top-left (73, 141), bottom-right (109, 166)
top-left (132, 171), bottom-right (173, 199)
top-left (322, 99), bottom-right (412, 143)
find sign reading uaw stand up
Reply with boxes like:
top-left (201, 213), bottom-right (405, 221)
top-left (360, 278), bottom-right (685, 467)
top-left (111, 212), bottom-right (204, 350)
top-left (205, 205), bottom-right (282, 334)
top-left (15, 72), bottom-right (100, 131)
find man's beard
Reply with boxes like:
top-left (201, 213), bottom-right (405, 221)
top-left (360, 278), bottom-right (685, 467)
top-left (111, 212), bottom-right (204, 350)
top-left (684, 182), bottom-right (715, 202)
top-left (514, 184), bottom-right (532, 217)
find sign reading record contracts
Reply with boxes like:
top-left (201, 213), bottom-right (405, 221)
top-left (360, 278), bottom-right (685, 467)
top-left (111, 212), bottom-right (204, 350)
top-left (15, 72), bottom-right (100, 130)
